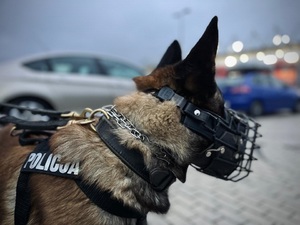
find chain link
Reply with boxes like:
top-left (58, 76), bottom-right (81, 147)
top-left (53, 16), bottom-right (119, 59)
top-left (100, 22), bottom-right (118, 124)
top-left (107, 107), bottom-right (148, 141)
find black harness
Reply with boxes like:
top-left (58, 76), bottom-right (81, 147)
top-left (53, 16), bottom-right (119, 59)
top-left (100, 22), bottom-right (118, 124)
top-left (16, 139), bottom-right (147, 225)
top-left (0, 106), bottom-right (149, 225)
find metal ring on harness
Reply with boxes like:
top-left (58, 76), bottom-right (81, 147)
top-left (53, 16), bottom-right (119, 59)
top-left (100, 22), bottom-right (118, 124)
top-left (88, 108), bottom-right (110, 132)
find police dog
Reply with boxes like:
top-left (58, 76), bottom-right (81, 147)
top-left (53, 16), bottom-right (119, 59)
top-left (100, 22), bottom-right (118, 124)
top-left (0, 17), bottom-right (224, 225)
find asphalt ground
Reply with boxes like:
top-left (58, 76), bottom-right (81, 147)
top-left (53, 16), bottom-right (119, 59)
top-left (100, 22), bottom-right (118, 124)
top-left (148, 113), bottom-right (300, 225)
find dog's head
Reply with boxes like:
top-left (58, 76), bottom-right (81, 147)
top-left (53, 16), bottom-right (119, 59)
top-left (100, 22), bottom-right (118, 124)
top-left (115, 16), bottom-right (259, 185)
top-left (134, 16), bottom-right (223, 116)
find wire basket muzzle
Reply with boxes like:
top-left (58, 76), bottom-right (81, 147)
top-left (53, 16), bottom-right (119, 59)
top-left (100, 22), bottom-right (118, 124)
top-left (190, 109), bottom-right (261, 182)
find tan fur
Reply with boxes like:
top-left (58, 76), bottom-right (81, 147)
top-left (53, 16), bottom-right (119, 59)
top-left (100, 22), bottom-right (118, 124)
top-left (0, 17), bottom-right (223, 225)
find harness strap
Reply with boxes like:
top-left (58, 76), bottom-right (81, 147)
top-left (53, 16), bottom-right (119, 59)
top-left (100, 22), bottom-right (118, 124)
top-left (18, 130), bottom-right (53, 146)
top-left (14, 140), bottom-right (51, 225)
top-left (96, 116), bottom-right (176, 192)
top-left (15, 171), bottom-right (31, 225)
top-left (0, 116), bottom-right (68, 131)
top-left (0, 103), bottom-right (69, 118)
top-left (75, 180), bottom-right (145, 219)
top-left (15, 139), bottom-right (147, 224)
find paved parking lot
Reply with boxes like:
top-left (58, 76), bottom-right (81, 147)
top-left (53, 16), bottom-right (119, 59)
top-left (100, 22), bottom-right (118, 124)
top-left (148, 113), bottom-right (300, 225)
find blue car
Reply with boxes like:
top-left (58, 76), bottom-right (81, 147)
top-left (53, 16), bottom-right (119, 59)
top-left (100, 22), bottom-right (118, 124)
top-left (217, 72), bottom-right (300, 116)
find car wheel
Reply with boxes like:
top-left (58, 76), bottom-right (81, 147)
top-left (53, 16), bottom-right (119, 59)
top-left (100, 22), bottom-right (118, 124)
top-left (292, 100), bottom-right (300, 113)
top-left (4, 97), bottom-right (53, 121)
top-left (249, 101), bottom-right (263, 117)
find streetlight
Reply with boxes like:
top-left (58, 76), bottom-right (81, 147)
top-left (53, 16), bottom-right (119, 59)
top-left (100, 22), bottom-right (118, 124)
top-left (173, 8), bottom-right (190, 53)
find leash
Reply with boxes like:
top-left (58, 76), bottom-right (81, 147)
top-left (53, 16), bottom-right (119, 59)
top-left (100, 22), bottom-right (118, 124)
top-left (0, 102), bottom-right (70, 119)
top-left (0, 105), bottom-right (97, 144)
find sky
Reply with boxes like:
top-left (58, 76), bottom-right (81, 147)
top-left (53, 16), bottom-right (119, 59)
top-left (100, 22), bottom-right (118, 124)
top-left (0, 0), bottom-right (299, 68)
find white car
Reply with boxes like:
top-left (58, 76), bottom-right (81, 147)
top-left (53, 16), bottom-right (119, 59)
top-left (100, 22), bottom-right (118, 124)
top-left (0, 52), bottom-right (143, 119)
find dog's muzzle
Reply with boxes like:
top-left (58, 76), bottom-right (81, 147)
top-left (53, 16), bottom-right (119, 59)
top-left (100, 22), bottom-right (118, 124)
top-left (154, 87), bottom-right (261, 182)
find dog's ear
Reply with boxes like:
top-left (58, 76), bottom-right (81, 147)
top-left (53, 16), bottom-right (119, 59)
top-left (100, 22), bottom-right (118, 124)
top-left (156, 40), bottom-right (182, 69)
top-left (133, 40), bottom-right (182, 91)
top-left (174, 16), bottom-right (218, 99)
top-left (134, 16), bottom-right (218, 96)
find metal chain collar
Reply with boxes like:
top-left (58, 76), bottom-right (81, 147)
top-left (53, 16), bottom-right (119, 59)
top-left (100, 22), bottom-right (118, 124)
top-left (106, 106), bottom-right (149, 142)
top-left (53, 105), bottom-right (148, 142)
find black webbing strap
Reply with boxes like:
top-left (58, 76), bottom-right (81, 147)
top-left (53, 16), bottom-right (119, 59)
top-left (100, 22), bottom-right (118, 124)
top-left (15, 171), bottom-right (31, 225)
top-left (0, 103), bottom-right (69, 119)
top-left (18, 130), bottom-right (53, 146)
top-left (75, 179), bottom-right (146, 219)
top-left (0, 116), bottom-right (68, 130)
top-left (14, 141), bottom-right (51, 225)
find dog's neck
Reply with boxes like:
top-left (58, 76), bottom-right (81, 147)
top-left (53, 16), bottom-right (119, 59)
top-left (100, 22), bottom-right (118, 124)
top-left (95, 113), bottom-right (177, 192)
top-left (50, 105), bottom-right (185, 215)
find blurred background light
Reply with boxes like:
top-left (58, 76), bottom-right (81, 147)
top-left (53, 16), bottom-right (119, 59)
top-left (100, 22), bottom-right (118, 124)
top-left (284, 52), bottom-right (299, 64)
top-left (275, 49), bottom-right (284, 58)
top-left (225, 56), bottom-right (237, 67)
top-left (232, 41), bottom-right (244, 53)
top-left (240, 54), bottom-right (249, 63)
top-left (263, 54), bottom-right (277, 65)
top-left (273, 35), bottom-right (282, 46)
top-left (281, 34), bottom-right (290, 44)
top-left (256, 51), bottom-right (265, 61)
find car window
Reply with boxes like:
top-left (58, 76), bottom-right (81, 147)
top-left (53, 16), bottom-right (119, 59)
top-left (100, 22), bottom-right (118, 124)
top-left (217, 76), bottom-right (244, 88)
top-left (24, 60), bottom-right (50, 72)
top-left (99, 59), bottom-right (142, 78)
top-left (48, 57), bottom-right (99, 75)
top-left (252, 74), bottom-right (270, 87)
top-left (269, 76), bottom-right (285, 88)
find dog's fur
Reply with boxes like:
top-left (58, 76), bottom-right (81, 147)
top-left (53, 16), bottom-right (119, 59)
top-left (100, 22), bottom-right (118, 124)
top-left (0, 17), bottom-right (225, 225)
